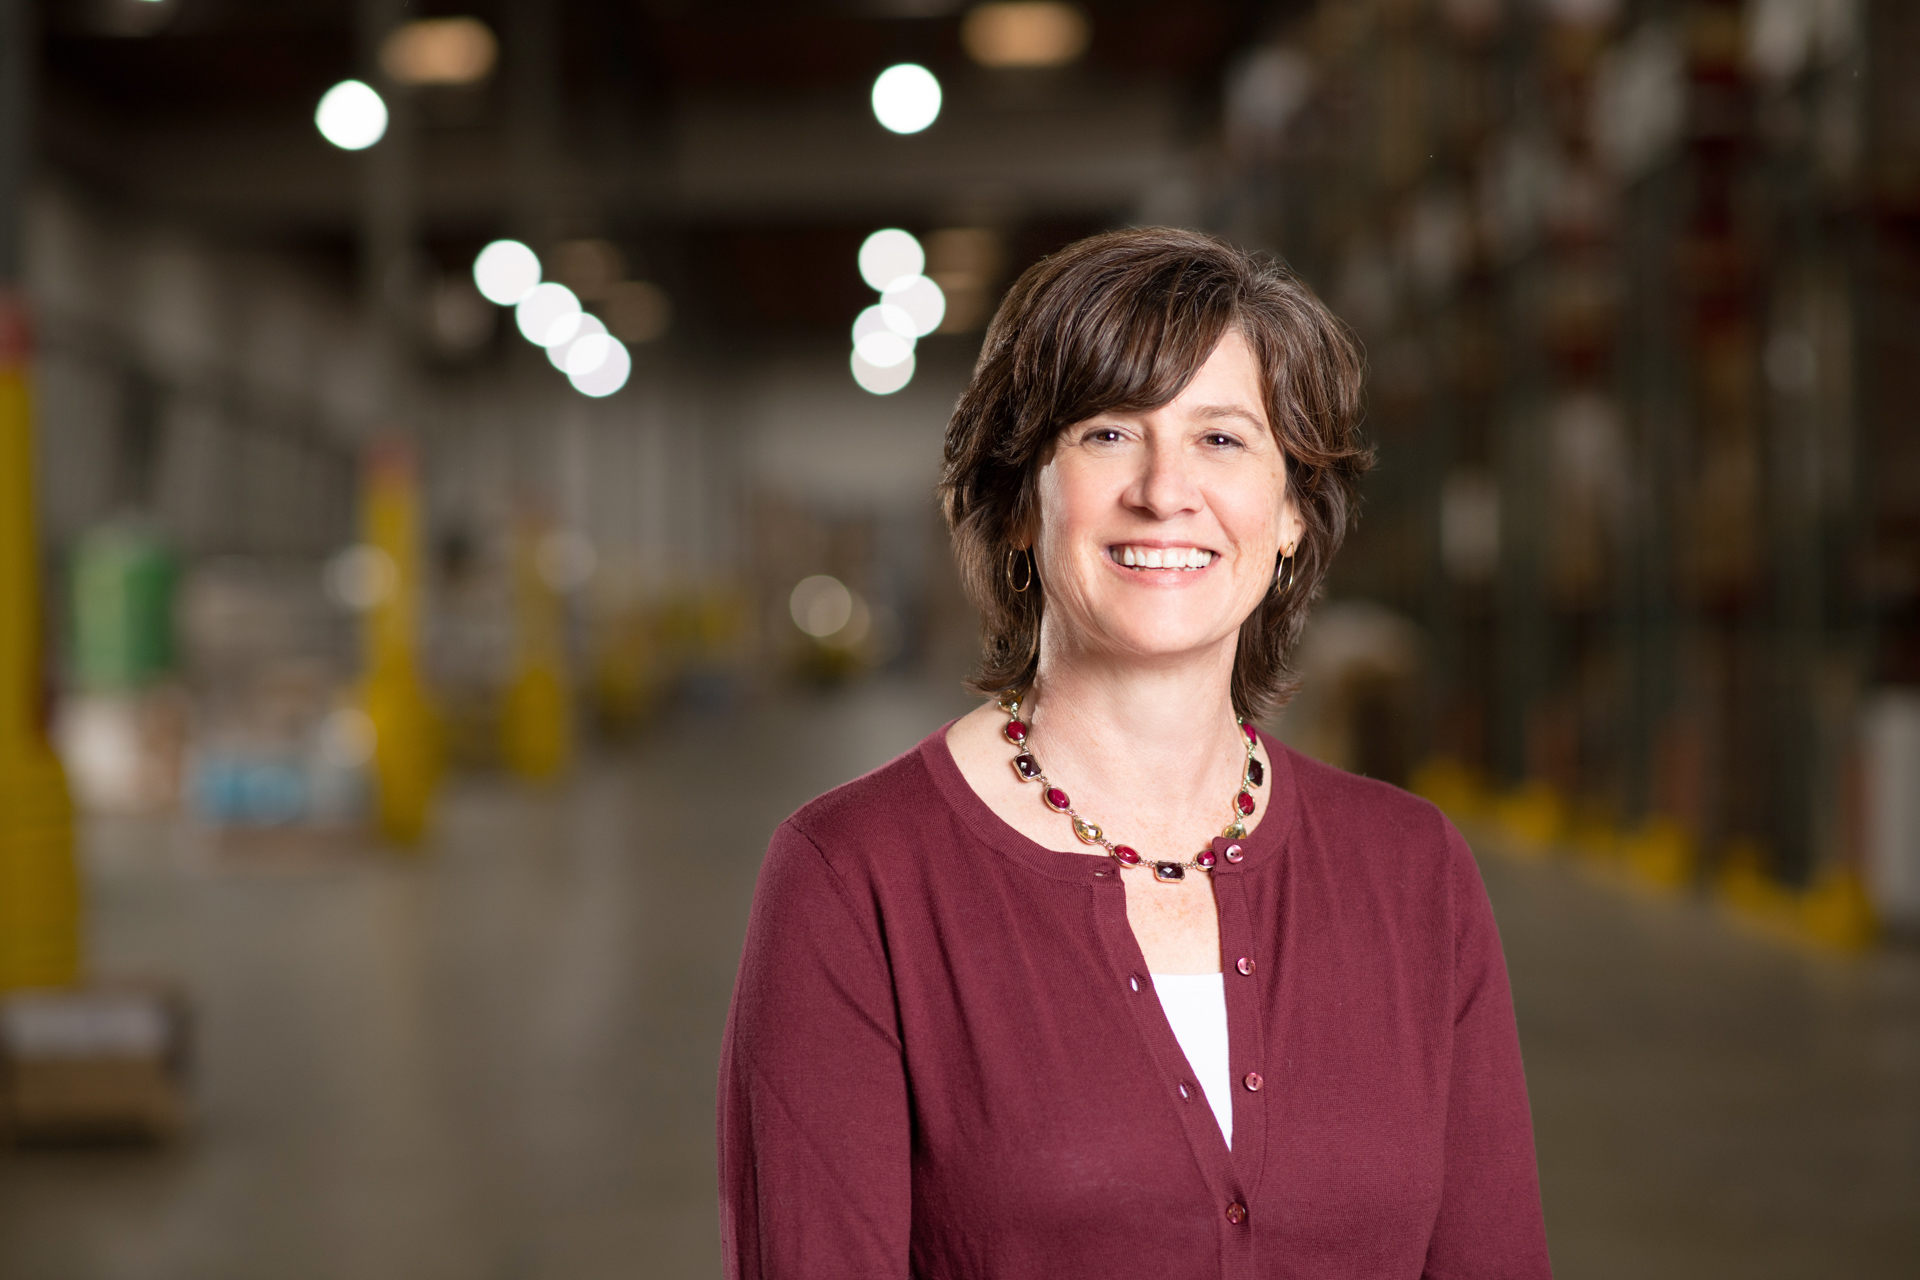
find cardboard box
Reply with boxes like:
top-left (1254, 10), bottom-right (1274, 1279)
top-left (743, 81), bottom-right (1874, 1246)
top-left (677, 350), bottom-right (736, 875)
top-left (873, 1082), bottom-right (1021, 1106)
top-left (0, 985), bottom-right (189, 1142)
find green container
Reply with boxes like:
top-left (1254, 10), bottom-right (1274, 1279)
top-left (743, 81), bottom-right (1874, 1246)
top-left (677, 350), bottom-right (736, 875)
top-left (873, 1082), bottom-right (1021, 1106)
top-left (70, 525), bottom-right (177, 691)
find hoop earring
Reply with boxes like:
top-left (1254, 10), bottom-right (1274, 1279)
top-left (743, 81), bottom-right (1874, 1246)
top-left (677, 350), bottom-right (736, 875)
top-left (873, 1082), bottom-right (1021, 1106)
top-left (1007, 547), bottom-right (1034, 593)
top-left (1273, 552), bottom-right (1296, 597)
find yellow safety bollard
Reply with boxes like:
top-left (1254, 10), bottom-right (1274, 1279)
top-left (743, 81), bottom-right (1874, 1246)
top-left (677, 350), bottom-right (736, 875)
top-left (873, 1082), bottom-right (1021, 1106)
top-left (0, 298), bottom-right (80, 991)
top-left (360, 444), bottom-right (439, 845)
top-left (499, 517), bottom-right (570, 781)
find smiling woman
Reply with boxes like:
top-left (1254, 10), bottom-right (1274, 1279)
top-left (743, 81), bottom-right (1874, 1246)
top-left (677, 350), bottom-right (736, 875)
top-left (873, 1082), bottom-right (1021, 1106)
top-left (720, 229), bottom-right (1552, 1280)
top-left (942, 228), bottom-right (1370, 716)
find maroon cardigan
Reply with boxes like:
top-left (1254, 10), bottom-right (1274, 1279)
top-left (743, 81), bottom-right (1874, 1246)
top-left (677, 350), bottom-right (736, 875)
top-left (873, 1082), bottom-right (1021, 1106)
top-left (719, 727), bottom-right (1551, 1279)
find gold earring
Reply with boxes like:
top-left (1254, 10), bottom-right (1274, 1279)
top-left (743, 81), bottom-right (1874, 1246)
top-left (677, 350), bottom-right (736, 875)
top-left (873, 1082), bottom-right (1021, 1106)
top-left (1273, 550), bottom-right (1296, 596)
top-left (1007, 547), bottom-right (1034, 593)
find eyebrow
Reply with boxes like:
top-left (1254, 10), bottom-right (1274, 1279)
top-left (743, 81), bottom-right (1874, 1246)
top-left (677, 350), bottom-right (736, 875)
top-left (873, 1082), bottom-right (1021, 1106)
top-left (1190, 403), bottom-right (1268, 429)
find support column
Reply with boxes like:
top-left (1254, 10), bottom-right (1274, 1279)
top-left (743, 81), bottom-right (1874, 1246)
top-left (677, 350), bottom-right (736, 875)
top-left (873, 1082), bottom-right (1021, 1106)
top-left (355, 0), bottom-right (438, 843)
top-left (0, 0), bottom-right (79, 990)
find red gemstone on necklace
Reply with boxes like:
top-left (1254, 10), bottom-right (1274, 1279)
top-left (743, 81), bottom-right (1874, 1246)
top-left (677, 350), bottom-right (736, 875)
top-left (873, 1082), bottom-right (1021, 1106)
top-left (1236, 790), bottom-right (1256, 817)
top-left (1013, 753), bottom-right (1042, 780)
top-left (1044, 787), bottom-right (1071, 812)
top-left (1003, 720), bottom-right (1028, 745)
top-left (1195, 849), bottom-right (1217, 869)
top-left (1246, 757), bottom-right (1265, 787)
top-left (1111, 845), bottom-right (1141, 865)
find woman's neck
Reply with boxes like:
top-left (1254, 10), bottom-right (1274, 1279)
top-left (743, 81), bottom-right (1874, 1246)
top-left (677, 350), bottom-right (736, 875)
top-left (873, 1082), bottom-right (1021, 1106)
top-left (1023, 630), bottom-right (1246, 821)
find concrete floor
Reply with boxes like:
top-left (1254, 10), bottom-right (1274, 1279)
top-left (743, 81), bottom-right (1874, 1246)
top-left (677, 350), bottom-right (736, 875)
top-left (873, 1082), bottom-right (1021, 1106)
top-left (2, 679), bottom-right (1916, 1279)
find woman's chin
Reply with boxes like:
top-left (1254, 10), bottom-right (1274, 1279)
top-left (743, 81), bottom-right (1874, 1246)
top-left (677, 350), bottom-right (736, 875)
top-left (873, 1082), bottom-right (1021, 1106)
top-left (1080, 617), bottom-right (1242, 665)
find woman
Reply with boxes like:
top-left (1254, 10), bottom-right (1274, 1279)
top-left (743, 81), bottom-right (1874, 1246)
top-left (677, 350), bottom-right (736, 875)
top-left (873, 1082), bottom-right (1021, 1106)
top-left (720, 228), bottom-right (1550, 1279)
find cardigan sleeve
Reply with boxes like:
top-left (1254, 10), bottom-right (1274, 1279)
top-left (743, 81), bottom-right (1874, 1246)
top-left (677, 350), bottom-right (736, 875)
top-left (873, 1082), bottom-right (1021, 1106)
top-left (1423, 822), bottom-right (1554, 1280)
top-left (719, 820), bottom-right (911, 1280)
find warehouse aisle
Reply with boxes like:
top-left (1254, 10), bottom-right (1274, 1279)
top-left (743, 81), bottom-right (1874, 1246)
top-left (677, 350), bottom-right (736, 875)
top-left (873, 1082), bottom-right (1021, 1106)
top-left (1, 680), bottom-right (1915, 1280)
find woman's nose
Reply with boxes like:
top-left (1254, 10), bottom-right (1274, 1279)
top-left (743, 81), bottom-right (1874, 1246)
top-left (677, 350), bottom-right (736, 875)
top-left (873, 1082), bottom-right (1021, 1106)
top-left (1129, 438), bottom-right (1201, 517)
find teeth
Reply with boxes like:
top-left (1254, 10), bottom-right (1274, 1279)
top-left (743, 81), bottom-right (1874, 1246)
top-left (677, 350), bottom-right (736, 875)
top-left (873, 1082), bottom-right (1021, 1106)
top-left (1112, 546), bottom-right (1213, 570)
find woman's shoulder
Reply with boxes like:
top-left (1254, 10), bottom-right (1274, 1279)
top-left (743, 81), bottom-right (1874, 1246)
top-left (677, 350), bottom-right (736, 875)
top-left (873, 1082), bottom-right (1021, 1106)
top-left (775, 729), bottom-right (953, 869)
top-left (1270, 740), bottom-right (1467, 867)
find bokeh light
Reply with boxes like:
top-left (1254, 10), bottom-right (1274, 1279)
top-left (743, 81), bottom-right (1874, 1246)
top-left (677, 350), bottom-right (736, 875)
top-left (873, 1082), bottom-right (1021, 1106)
top-left (854, 330), bottom-right (914, 369)
top-left (567, 337), bottom-right (632, 397)
top-left (882, 275), bottom-right (947, 336)
top-left (790, 575), bottom-right (855, 638)
top-left (546, 313), bottom-right (608, 371)
top-left (871, 64), bottom-right (942, 134)
top-left (851, 349), bottom-right (915, 395)
top-left (473, 240), bottom-right (542, 305)
top-left (314, 80), bottom-right (388, 151)
top-left (515, 282), bottom-right (583, 347)
top-left (852, 303), bottom-right (917, 344)
top-left (380, 16), bottom-right (499, 86)
top-left (858, 229), bottom-right (925, 292)
top-left (564, 333), bottom-right (616, 378)
top-left (379, 17), bottom-right (498, 86)
top-left (962, 3), bottom-right (1091, 69)
top-left (322, 545), bottom-right (397, 611)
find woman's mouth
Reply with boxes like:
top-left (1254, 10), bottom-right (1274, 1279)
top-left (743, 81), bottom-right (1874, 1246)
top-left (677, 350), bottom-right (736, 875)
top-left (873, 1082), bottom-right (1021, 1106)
top-left (1108, 545), bottom-right (1214, 571)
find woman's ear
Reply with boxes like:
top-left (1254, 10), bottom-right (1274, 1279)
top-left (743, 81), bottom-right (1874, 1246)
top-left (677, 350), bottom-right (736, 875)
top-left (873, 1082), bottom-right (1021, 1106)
top-left (1278, 487), bottom-right (1306, 557)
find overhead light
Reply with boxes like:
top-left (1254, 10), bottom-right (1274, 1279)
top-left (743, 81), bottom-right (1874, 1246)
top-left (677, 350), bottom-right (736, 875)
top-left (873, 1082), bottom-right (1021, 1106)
top-left (852, 349), bottom-right (915, 395)
top-left (853, 304), bottom-right (918, 345)
top-left (859, 229), bottom-right (925, 292)
top-left (315, 80), bottom-right (388, 150)
top-left (515, 282), bottom-right (583, 347)
top-left (855, 331), bottom-right (915, 369)
top-left (564, 333), bottom-right (617, 378)
top-left (962, 3), bottom-right (1090, 69)
top-left (547, 313), bottom-right (608, 371)
top-left (871, 64), bottom-right (942, 134)
top-left (379, 17), bottom-right (498, 86)
top-left (882, 275), bottom-right (947, 336)
top-left (473, 239), bottom-right (542, 305)
top-left (568, 339), bottom-right (632, 397)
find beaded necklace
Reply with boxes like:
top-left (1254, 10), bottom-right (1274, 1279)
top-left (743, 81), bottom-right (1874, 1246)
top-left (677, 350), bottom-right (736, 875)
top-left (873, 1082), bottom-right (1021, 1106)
top-left (998, 691), bottom-right (1264, 883)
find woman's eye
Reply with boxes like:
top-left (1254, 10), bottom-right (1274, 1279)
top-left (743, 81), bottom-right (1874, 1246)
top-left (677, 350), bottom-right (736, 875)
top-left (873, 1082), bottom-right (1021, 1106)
top-left (1085, 428), bottom-right (1124, 443)
top-left (1204, 432), bottom-right (1242, 448)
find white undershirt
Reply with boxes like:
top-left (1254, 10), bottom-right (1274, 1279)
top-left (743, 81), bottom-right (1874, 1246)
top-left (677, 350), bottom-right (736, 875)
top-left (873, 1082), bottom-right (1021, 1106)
top-left (1150, 972), bottom-right (1232, 1148)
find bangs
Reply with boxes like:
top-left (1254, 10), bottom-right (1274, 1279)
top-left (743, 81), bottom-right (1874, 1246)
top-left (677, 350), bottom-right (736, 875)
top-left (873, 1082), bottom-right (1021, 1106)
top-left (1013, 253), bottom-right (1244, 438)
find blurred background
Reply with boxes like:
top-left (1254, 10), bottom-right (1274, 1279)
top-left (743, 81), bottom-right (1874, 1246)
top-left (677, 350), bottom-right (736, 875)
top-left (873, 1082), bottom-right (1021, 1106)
top-left (0, 0), bottom-right (1916, 1276)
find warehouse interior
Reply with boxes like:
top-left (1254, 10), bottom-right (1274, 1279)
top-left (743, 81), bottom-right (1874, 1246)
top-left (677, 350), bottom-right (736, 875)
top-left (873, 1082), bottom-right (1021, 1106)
top-left (0, 1), bottom-right (1916, 1277)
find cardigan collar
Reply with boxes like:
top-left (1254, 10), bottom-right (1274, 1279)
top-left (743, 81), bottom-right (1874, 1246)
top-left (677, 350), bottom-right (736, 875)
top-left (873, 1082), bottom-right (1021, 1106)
top-left (918, 721), bottom-right (1299, 886)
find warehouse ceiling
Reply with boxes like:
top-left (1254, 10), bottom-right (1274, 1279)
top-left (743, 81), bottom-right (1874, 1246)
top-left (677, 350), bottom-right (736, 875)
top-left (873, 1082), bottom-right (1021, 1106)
top-left (37, 0), bottom-right (1295, 338)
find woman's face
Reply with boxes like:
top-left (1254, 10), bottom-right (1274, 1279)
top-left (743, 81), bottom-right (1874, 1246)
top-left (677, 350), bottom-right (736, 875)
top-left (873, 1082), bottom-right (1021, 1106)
top-left (1032, 328), bottom-right (1304, 670)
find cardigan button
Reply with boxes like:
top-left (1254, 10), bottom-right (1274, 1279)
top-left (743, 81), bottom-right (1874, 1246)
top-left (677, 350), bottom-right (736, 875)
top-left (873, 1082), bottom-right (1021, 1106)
top-left (1235, 956), bottom-right (1255, 975)
top-left (1225, 1202), bottom-right (1247, 1225)
top-left (1223, 843), bottom-right (1244, 863)
top-left (1244, 1072), bottom-right (1264, 1092)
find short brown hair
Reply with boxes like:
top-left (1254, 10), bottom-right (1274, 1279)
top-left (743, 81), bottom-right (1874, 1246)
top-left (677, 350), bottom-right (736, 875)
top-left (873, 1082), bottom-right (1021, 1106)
top-left (938, 227), bottom-right (1371, 720)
